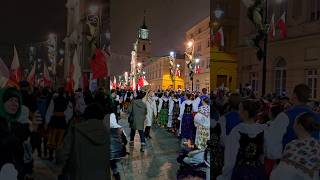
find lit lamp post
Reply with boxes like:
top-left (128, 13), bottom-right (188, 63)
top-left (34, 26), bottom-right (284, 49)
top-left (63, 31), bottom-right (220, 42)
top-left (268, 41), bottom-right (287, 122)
top-left (169, 51), bottom-right (177, 90)
top-left (185, 40), bottom-right (195, 91)
top-left (241, 0), bottom-right (269, 96)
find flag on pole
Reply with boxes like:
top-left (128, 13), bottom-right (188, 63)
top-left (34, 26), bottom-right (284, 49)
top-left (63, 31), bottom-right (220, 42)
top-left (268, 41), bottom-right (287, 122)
top-left (10, 45), bottom-right (21, 83)
top-left (89, 49), bottom-right (108, 79)
top-left (43, 63), bottom-right (51, 87)
top-left (72, 49), bottom-right (82, 90)
top-left (214, 27), bottom-right (224, 47)
top-left (27, 64), bottom-right (36, 85)
top-left (277, 12), bottom-right (287, 38)
top-left (269, 13), bottom-right (276, 40)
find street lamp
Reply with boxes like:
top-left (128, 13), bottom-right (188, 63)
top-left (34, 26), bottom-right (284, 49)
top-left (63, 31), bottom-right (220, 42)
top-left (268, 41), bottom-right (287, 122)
top-left (242, 0), bottom-right (269, 96)
top-left (195, 58), bottom-right (200, 63)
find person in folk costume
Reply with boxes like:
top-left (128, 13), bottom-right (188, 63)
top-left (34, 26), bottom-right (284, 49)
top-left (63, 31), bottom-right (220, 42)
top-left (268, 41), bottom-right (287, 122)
top-left (167, 91), bottom-right (175, 132)
top-left (270, 112), bottom-right (320, 180)
top-left (218, 93), bottom-right (241, 147)
top-left (218, 99), bottom-right (270, 180)
top-left (170, 94), bottom-right (180, 135)
top-left (158, 91), bottom-right (170, 127)
top-left (45, 87), bottom-right (73, 161)
top-left (179, 91), bottom-right (186, 106)
top-left (143, 90), bottom-right (157, 139)
top-left (178, 93), bottom-right (196, 144)
top-left (264, 102), bottom-right (283, 176)
top-left (152, 92), bottom-right (159, 125)
top-left (194, 97), bottom-right (210, 150)
top-left (267, 84), bottom-right (320, 165)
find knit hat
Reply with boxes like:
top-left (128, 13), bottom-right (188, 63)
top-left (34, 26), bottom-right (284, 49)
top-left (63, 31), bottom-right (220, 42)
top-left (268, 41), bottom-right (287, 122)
top-left (0, 87), bottom-right (22, 121)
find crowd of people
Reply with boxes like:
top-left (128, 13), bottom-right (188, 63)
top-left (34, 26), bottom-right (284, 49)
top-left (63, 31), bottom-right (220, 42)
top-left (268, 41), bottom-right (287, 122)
top-left (211, 84), bottom-right (320, 180)
top-left (1, 80), bottom-right (320, 180)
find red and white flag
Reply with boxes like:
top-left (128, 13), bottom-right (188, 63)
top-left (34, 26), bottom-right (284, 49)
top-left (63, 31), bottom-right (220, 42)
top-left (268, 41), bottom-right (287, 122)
top-left (214, 27), bottom-right (224, 47)
top-left (269, 13), bottom-right (276, 40)
top-left (43, 63), bottom-right (51, 87)
top-left (277, 12), bottom-right (287, 38)
top-left (195, 65), bottom-right (200, 74)
top-left (175, 69), bottom-right (181, 77)
top-left (10, 45), bottom-right (21, 83)
top-left (27, 64), bottom-right (36, 85)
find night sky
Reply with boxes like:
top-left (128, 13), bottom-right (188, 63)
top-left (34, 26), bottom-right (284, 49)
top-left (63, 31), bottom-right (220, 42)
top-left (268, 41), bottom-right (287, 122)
top-left (0, 0), bottom-right (66, 45)
top-left (110, 0), bottom-right (209, 75)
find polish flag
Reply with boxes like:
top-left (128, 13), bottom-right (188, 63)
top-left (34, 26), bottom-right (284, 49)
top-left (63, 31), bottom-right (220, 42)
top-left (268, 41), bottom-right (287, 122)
top-left (195, 65), bottom-right (200, 74)
top-left (269, 13), bottom-right (276, 40)
top-left (27, 64), bottom-right (36, 85)
top-left (10, 46), bottom-right (21, 83)
top-left (175, 69), bottom-right (181, 77)
top-left (43, 63), bottom-right (51, 87)
top-left (277, 12), bottom-right (287, 38)
top-left (214, 27), bottom-right (224, 47)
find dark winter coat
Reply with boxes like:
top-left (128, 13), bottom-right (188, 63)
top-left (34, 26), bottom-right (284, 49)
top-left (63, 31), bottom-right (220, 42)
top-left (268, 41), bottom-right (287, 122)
top-left (59, 119), bottom-right (108, 180)
top-left (128, 99), bottom-right (147, 130)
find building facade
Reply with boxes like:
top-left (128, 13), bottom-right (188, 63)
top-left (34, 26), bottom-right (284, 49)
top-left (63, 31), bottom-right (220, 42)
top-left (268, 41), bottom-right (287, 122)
top-left (64, 0), bottom-right (110, 87)
top-left (144, 56), bottom-right (185, 91)
top-left (210, 0), bottom-right (239, 93)
top-left (185, 17), bottom-right (211, 92)
top-left (238, 0), bottom-right (320, 98)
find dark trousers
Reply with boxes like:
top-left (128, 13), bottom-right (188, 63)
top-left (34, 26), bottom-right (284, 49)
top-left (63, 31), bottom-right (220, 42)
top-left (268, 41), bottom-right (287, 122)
top-left (30, 132), bottom-right (42, 156)
top-left (144, 126), bottom-right (151, 137)
top-left (130, 129), bottom-right (145, 143)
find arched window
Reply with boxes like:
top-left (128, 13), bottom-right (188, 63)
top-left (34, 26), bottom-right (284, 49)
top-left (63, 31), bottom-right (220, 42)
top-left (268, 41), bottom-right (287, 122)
top-left (274, 57), bottom-right (287, 95)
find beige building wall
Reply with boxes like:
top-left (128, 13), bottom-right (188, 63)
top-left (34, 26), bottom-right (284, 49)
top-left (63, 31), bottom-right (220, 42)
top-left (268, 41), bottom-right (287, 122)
top-left (238, 0), bottom-right (320, 98)
top-left (144, 57), bottom-right (185, 91)
top-left (185, 16), bottom-right (211, 92)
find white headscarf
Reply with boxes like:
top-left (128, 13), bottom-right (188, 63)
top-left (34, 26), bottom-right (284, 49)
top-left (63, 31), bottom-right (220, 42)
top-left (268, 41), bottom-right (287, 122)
top-left (109, 113), bottom-right (121, 128)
